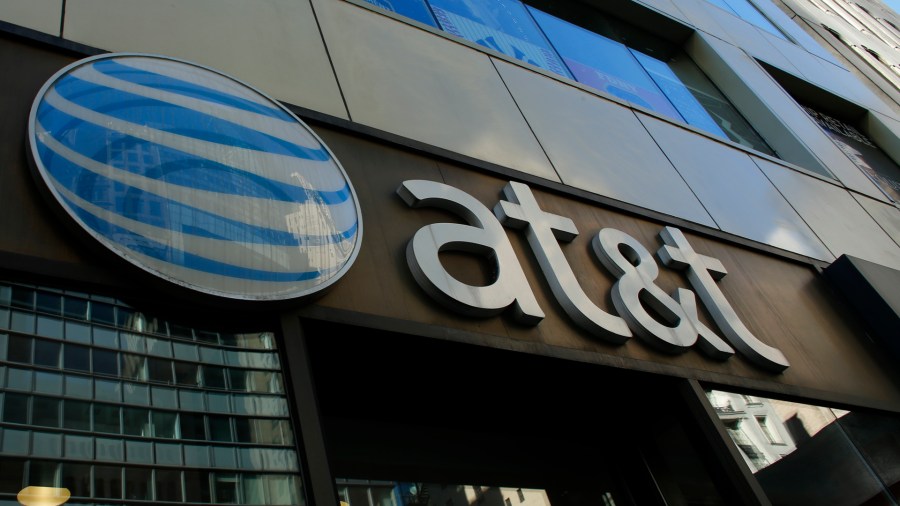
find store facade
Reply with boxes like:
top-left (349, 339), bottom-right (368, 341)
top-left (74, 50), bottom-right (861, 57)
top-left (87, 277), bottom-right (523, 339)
top-left (1, 0), bottom-right (900, 504)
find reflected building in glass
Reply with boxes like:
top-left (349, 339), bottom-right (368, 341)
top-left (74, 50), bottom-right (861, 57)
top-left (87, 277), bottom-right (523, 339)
top-left (0, 283), bottom-right (304, 505)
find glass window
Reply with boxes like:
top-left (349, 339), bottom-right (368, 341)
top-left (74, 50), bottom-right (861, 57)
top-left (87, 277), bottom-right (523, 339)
top-left (803, 105), bottom-right (900, 202)
top-left (95, 437), bottom-right (124, 462)
top-left (1, 427), bottom-right (30, 454)
top-left (34, 371), bottom-right (63, 395)
top-left (243, 474), bottom-right (266, 505)
top-left (146, 337), bottom-right (172, 357)
top-left (174, 361), bottom-right (200, 387)
top-left (116, 307), bottom-right (137, 329)
top-left (94, 378), bottom-right (122, 402)
top-left (125, 440), bottom-right (154, 464)
top-left (234, 417), bottom-right (253, 443)
top-left (94, 464), bottom-right (123, 499)
top-left (214, 473), bottom-right (239, 504)
top-left (123, 407), bottom-right (151, 437)
top-left (156, 469), bottom-right (184, 502)
top-left (0, 310), bottom-right (8, 331)
top-left (147, 357), bottom-right (173, 383)
top-left (63, 297), bottom-right (88, 320)
top-left (707, 389), bottom-right (899, 504)
top-left (705, 0), bottom-right (789, 40)
top-left (63, 399), bottom-right (92, 431)
top-left (254, 418), bottom-right (283, 445)
top-left (179, 389), bottom-right (205, 410)
top-left (64, 374), bottom-right (92, 398)
top-left (61, 462), bottom-right (91, 498)
top-left (219, 332), bottom-right (240, 347)
top-left (124, 382), bottom-right (150, 405)
top-left (93, 348), bottom-right (119, 376)
top-left (239, 332), bottom-right (274, 350)
top-left (119, 332), bottom-right (145, 353)
top-left (213, 446), bottom-right (237, 468)
top-left (3, 392), bottom-right (28, 424)
top-left (428, 0), bottom-right (570, 78)
top-left (185, 444), bottom-right (211, 466)
top-left (0, 458), bottom-right (25, 494)
top-left (64, 343), bottom-right (91, 372)
top-left (170, 323), bottom-right (195, 340)
top-left (180, 412), bottom-right (207, 440)
top-left (209, 416), bottom-right (233, 442)
top-left (33, 339), bottom-right (61, 368)
top-left (63, 321), bottom-right (91, 343)
top-left (94, 403), bottom-right (121, 434)
top-left (248, 371), bottom-right (277, 393)
top-left (7, 334), bottom-right (32, 364)
top-left (92, 325), bottom-right (118, 348)
top-left (64, 434), bottom-right (93, 459)
top-left (632, 51), bottom-right (774, 155)
top-left (203, 365), bottom-right (227, 389)
top-left (90, 301), bottom-right (116, 325)
top-left (184, 470), bottom-right (212, 503)
top-left (10, 287), bottom-right (34, 310)
top-left (10, 311), bottom-right (35, 333)
top-left (172, 341), bottom-right (199, 361)
top-left (529, 7), bottom-right (682, 120)
top-left (362, 0), bottom-right (438, 27)
top-left (151, 386), bottom-right (178, 408)
top-left (155, 442), bottom-right (183, 465)
top-left (32, 396), bottom-right (60, 427)
top-left (35, 316), bottom-right (63, 339)
top-left (7, 367), bottom-right (33, 390)
top-left (120, 353), bottom-right (147, 381)
top-left (151, 411), bottom-right (177, 438)
top-left (267, 475), bottom-right (302, 506)
top-left (32, 431), bottom-right (63, 457)
top-left (228, 368), bottom-right (247, 391)
top-left (200, 346), bottom-right (225, 365)
top-left (29, 460), bottom-right (58, 487)
top-left (125, 467), bottom-right (152, 501)
top-left (278, 419), bottom-right (295, 446)
top-left (208, 392), bottom-right (231, 413)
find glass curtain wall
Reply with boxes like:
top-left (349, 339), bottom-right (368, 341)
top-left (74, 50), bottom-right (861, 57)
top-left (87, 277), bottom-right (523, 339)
top-left (358, 0), bottom-right (775, 155)
top-left (0, 282), bottom-right (304, 505)
top-left (706, 389), bottom-right (900, 505)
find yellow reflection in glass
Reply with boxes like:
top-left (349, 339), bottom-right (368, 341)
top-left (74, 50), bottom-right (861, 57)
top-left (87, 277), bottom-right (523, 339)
top-left (17, 486), bottom-right (71, 506)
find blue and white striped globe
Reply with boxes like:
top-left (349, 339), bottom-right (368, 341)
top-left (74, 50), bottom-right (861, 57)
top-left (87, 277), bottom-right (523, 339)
top-left (29, 53), bottom-right (362, 301)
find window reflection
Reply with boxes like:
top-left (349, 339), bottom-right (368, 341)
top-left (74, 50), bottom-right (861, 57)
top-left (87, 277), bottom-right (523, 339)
top-left (707, 390), bottom-right (900, 504)
top-left (361, 0), bottom-right (774, 155)
top-left (337, 482), bottom-right (554, 506)
top-left (703, 0), bottom-right (789, 40)
top-left (0, 280), bottom-right (303, 504)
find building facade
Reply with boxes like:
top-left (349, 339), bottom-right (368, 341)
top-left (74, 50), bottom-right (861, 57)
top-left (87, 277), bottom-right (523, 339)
top-left (1, 0), bottom-right (900, 505)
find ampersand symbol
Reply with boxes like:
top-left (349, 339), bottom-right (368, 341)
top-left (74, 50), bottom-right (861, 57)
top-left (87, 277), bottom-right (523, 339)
top-left (591, 228), bottom-right (731, 358)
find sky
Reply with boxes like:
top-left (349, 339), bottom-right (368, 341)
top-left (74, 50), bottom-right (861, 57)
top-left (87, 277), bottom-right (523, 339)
top-left (884, 0), bottom-right (900, 15)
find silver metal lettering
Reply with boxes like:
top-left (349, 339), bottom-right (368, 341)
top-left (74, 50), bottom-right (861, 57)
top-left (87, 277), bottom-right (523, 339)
top-left (657, 227), bottom-right (789, 372)
top-left (397, 180), bottom-right (544, 324)
top-left (592, 228), bottom-right (733, 358)
top-left (494, 182), bottom-right (631, 343)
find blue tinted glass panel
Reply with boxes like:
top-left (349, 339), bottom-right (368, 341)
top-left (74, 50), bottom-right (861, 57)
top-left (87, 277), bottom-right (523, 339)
top-left (428, 0), bottom-right (571, 78)
top-left (720, 0), bottom-right (788, 39)
top-left (630, 51), bottom-right (727, 137)
top-left (706, 0), bottom-right (737, 13)
top-left (362, 0), bottom-right (439, 27)
top-left (529, 7), bottom-right (683, 121)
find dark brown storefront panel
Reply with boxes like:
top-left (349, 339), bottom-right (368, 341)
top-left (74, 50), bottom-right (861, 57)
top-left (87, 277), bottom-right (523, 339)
top-left (304, 128), bottom-right (900, 411)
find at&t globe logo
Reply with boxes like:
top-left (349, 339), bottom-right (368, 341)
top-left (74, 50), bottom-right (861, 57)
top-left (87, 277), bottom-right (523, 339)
top-left (29, 53), bottom-right (362, 301)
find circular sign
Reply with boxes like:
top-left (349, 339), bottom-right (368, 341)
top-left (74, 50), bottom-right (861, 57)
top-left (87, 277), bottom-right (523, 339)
top-left (29, 53), bottom-right (362, 301)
